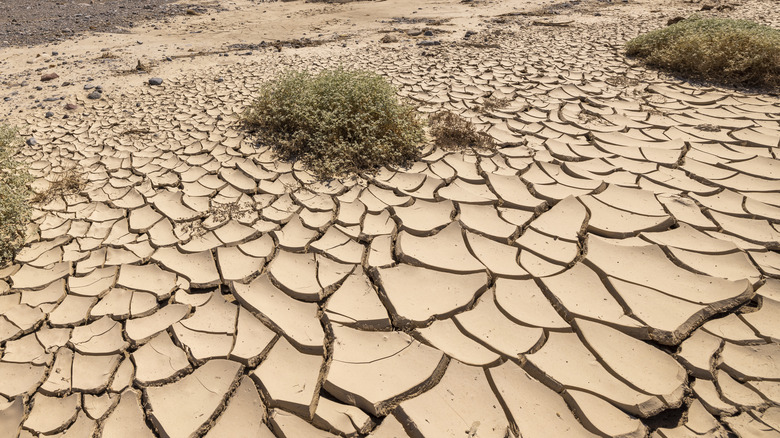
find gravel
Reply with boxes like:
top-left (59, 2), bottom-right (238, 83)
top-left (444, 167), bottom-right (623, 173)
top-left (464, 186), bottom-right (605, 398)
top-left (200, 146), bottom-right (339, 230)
top-left (0, 0), bottom-right (210, 48)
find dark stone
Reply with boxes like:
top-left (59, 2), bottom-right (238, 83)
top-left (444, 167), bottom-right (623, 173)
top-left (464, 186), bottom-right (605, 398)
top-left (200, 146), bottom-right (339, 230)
top-left (667, 16), bottom-right (685, 25)
top-left (148, 77), bottom-right (163, 86)
top-left (87, 90), bottom-right (102, 99)
top-left (417, 40), bottom-right (441, 46)
top-left (45, 111), bottom-right (54, 118)
top-left (64, 103), bottom-right (78, 110)
top-left (26, 138), bottom-right (37, 146)
top-left (423, 30), bottom-right (434, 36)
top-left (41, 73), bottom-right (59, 82)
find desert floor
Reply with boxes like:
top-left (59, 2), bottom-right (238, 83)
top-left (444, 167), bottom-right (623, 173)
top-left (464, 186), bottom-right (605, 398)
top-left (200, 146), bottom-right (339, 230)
top-left (0, 0), bottom-right (779, 437)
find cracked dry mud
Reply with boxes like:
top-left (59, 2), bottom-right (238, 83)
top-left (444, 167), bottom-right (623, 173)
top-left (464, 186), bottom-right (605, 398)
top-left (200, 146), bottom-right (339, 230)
top-left (1, 0), bottom-right (780, 437)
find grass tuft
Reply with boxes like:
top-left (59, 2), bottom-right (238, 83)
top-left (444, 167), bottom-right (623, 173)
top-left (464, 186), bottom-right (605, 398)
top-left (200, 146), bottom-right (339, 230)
top-left (429, 111), bottom-right (495, 150)
top-left (626, 17), bottom-right (780, 90)
top-left (242, 68), bottom-right (426, 178)
top-left (0, 125), bottom-right (32, 265)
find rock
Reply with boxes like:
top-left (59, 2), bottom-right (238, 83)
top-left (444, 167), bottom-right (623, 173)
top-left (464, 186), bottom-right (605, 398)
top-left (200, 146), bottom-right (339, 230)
top-left (40, 73), bottom-right (59, 82)
top-left (45, 111), bottom-right (54, 118)
top-left (25, 137), bottom-right (37, 146)
top-left (667, 16), bottom-right (686, 25)
top-left (87, 90), bottom-right (102, 100)
top-left (417, 40), bottom-right (441, 46)
top-left (380, 35), bottom-right (398, 44)
top-left (64, 103), bottom-right (78, 110)
top-left (423, 30), bottom-right (434, 36)
top-left (148, 77), bottom-right (163, 86)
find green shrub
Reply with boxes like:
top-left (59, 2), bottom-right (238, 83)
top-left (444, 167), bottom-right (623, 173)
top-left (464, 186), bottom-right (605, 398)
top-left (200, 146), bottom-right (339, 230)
top-left (626, 17), bottom-right (780, 90)
top-left (243, 68), bottom-right (426, 178)
top-left (0, 125), bottom-right (32, 265)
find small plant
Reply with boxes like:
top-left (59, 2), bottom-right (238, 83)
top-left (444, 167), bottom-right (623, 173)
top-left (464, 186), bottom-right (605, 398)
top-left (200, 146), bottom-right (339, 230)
top-left (242, 68), bottom-right (426, 178)
top-left (479, 96), bottom-right (513, 112)
top-left (429, 111), bottom-right (495, 150)
top-left (135, 60), bottom-right (150, 72)
top-left (31, 167), bottom-right (86, 205)
top-left (626, 17), bottom-right (780, 90)
top-left (0, 125), bottom-right (32, 265)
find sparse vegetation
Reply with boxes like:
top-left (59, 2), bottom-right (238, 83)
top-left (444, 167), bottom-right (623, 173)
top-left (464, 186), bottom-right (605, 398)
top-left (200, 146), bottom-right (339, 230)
top-left (0, 125), bottom-right (32, 264)
top-left (242, 68), bottom-right (426, 178)
top-left (135, 60), bottom-right (150, 72)
top-left (31, 167), bottom-right (86, 205)
top-left (626, 17), bottom-right (780, 90)
top-left (479, 96), bottom-right (513, 112)
top-left (428, 111), bottom-right (495, 150)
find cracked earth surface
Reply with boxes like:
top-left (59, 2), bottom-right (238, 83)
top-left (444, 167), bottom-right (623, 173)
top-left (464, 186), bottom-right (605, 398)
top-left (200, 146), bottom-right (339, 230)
top-left (1, 0), bottom-right (779, 437)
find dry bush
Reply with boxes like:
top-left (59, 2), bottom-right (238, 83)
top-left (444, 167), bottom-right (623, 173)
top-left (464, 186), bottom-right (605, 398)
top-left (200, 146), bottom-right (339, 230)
top-left (626, 17), bottom-right (780, 90)
top-left (243, 68), bottom-right (425, 178)
top-left (479, 96), bottom-right (513, 112)
top-left (0, 125), bottom-right (32, 264)
top-left (31, 167), bottom-right (86, 205)
top-left (429, 111), bottom-right (495, 150)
